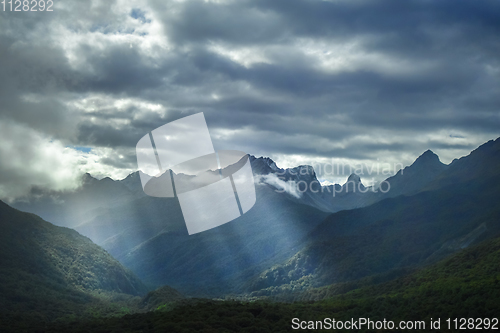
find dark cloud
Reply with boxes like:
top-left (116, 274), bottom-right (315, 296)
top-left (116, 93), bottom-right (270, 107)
top-left (0, 0), bottom-right (500, 198)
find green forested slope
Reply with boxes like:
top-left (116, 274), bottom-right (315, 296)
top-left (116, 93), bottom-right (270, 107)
top-left (0, 200), bottom-right (148, 323)
top-left (246, 171), bottom-right (500, 294)
top-left (33, 234), bottom-right (500, 333)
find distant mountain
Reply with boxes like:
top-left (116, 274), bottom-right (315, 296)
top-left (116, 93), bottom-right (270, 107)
top-left (251, 149), bottom-right (449, 213)
top-left (249, 156), bottom-right (281, 175)
top-left (250, 157), bottom-right (369, 213)
top-left (245, 138), bottom-right (500, 295)
top-left (74, 195), bottom-right (185, 259)
top-left (428, 137), bottom-right (500, 189)
top-left (0, 200), bottom-right (148, 320)
top-left (374, 149), bottom-right (448, 199)
top-left (119, 183), bottom-right (329, 296)
top-left (10, 147), bottom-right (451, 229)
top-left (11, 173), bottom-right (140, 228)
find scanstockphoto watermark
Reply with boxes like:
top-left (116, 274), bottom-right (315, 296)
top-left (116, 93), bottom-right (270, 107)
top-left (291, 317), bottom-right (427, 330)
top-left (291, 317), bottom-right (499, 330)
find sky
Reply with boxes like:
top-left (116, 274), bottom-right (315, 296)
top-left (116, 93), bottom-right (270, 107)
top-left (0, 0), bottom-right (499, 199)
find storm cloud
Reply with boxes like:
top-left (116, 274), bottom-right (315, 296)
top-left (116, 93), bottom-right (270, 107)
top-left (0, 0), bottom-right (499, 198)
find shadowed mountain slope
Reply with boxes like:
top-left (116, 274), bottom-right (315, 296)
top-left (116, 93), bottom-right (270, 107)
top-left (0, 200), bottom-right (148, 320)
top-left (35, 233), bottom-right (500, 333)
top-left (246, 138), bottom-right (500, 295)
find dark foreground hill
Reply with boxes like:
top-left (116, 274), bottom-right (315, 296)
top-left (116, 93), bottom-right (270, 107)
top-left (33, 233), bottom-right (500, 333)
top-left (0, 200), bottom-right (149, 323)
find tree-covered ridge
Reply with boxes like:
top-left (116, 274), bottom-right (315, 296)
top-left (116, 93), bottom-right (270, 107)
top-left (0, 200), bottom-right (149, 322)
top-left (246, 170), bottom-right (500, 294)
top-left (14, 234), bottom-right (499, 333)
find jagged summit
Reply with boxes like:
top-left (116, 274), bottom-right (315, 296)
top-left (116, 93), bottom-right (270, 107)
top-left (250, 155), bottom-right (279, 168)
top-left (81, 172), bottom-right (99, 186)
top-left (250, 155), bottom-right (282, 175)
top-left (413, 149), bottom-right (444, 166)
top-left (419, 149), bottom-right (437, 158)
top-left (382, 149), bottom-right (448, 198)
top-left (346, 173), bottom-right (362, 184)
top-left (82, 172), bottom-right (94, 180)
top-left (100, 176), bottom-right (115, 183)
top-left (286, 165), bottom-right (317, 180)
top-left (120, 171), bottom-right (146, 194)
top-left (121, 170), bottom-right (147, 184)
top-left (430, 136), bottom-right (500, 187)
top-left (391, 149), bottom-right (447, 178)
top-left (341, 173), bottom-right (366, 193)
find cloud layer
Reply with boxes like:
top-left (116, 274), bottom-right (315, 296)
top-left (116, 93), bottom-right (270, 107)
top-left (1, 0), bottom-right (499, 198)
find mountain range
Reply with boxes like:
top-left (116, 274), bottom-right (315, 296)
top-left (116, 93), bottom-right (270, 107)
top-left (246, 138), bottom-right (500, 295)
top-left (7, 137), bottom-right (500, 298)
